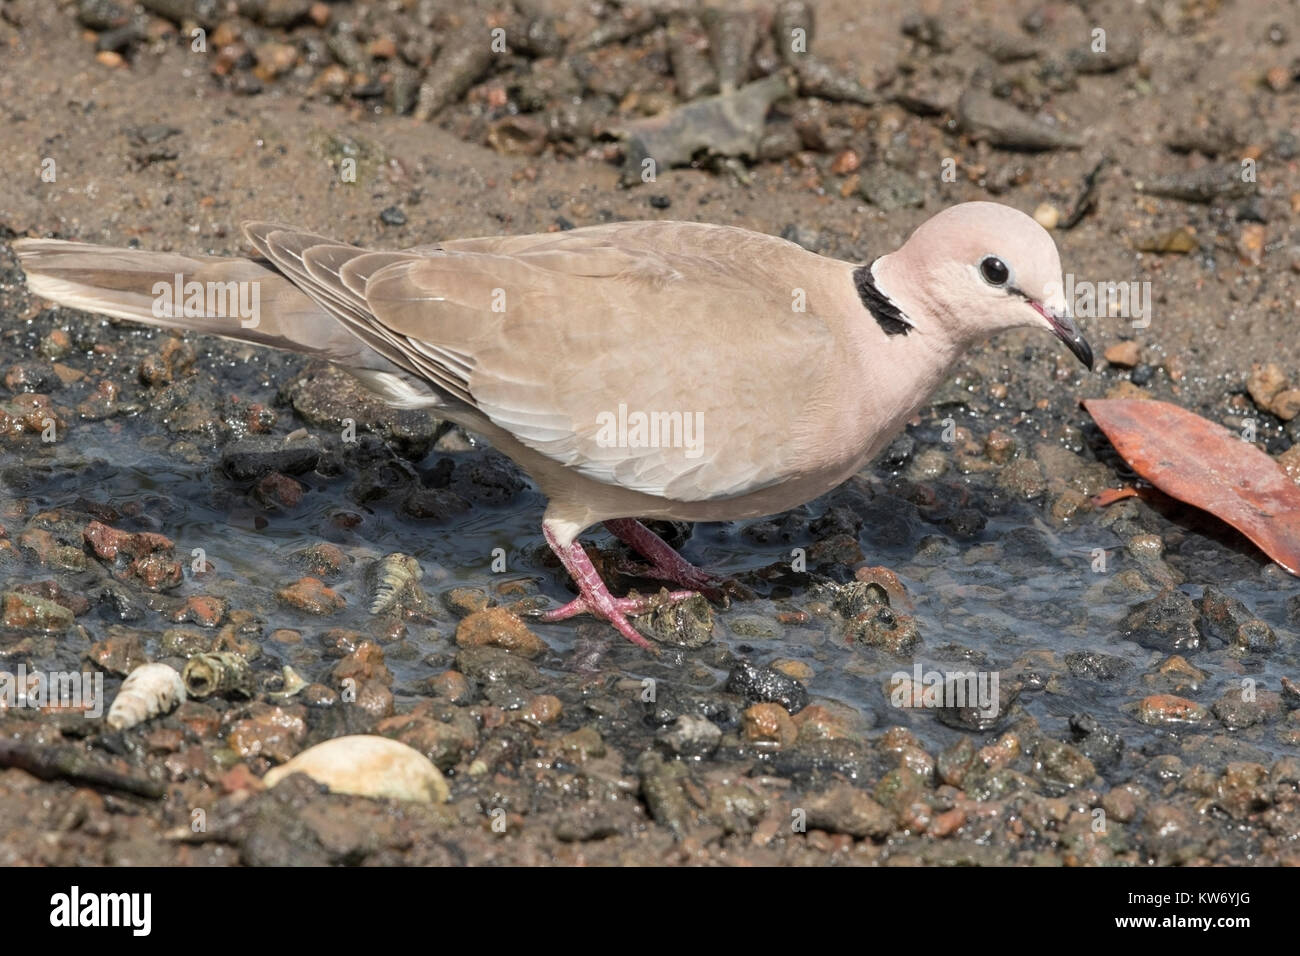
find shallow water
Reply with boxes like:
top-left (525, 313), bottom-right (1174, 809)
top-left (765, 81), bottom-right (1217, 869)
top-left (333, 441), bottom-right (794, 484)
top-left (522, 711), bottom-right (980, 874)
top-left (10, 399), bottom-right (1295, 774)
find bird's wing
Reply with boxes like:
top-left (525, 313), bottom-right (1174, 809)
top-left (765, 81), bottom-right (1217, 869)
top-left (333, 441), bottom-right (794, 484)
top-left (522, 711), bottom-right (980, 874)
top-left (359, 221), bottom-right (841, 502)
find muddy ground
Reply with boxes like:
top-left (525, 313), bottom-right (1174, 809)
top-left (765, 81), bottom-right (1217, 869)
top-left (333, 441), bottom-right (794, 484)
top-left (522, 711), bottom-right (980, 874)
top-left (0, 0), bottom-right (1298, 865)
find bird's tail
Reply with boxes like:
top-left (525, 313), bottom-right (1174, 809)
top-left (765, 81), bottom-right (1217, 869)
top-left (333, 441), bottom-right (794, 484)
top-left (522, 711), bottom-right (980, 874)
top-left (11, 238), bottom-right (379, 365)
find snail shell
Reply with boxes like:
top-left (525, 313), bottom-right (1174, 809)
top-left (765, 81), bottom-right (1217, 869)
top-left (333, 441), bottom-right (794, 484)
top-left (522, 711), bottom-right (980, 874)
top-left (106, 663), bottom-right (186, 731)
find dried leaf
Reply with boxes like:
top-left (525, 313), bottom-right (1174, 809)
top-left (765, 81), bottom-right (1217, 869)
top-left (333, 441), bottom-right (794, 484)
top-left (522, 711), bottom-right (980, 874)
top-left (1092, 486), bottom-right (1139, 507)
top-left (1085, 398), bottom-right (1300, 575)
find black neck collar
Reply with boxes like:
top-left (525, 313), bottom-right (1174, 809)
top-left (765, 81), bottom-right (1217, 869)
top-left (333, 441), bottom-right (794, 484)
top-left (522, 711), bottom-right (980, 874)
top-left (853, 259), bottom-right (912, 336)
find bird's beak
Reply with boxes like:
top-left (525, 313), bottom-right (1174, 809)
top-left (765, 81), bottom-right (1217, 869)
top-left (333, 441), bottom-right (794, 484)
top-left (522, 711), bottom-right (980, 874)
top-left (1031, 299), bottom-right (1093, 370)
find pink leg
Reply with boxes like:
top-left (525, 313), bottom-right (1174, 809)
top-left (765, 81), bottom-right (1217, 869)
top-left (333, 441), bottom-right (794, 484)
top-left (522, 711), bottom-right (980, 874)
top-left (603, 518), bottom-right (726, 600)
top-left (538, 523), bottom-right (693, 649)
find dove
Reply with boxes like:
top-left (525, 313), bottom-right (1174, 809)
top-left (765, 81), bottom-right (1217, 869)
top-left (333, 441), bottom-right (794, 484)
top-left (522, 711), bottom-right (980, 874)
top-left (13, 201), bottom-right (1091, 649)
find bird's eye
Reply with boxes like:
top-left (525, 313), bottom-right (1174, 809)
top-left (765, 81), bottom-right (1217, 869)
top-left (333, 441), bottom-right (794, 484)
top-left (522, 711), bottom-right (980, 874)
top-left (979, 256), bottom-right (1010, 286)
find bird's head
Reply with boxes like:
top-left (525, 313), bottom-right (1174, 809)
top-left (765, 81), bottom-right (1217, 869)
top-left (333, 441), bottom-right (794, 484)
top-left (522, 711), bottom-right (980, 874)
top-left (871, 201), bottom-right (1093, 370)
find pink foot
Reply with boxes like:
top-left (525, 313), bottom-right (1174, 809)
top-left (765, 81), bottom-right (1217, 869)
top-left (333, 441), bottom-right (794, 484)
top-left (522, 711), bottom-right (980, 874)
top-left (540, 590), bottom-right (697, 622)
top-left (603, 518), bottom-right (731, 601)
top-left (540, 523), bottom-right (698, 649)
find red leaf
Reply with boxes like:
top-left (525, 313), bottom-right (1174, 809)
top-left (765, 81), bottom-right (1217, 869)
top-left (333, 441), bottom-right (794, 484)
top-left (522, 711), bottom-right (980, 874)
top-left (1091, 487), bottom-right (1139, 507)
top-left (1084, 398), bottom-right (1300, 576)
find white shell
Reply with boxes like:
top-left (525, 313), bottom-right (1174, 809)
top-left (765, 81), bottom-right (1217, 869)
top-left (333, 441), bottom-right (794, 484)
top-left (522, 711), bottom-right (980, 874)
top-left (367, 553), bottom-right (423, 614)
top-left (263, 735), bottom-right (449, 804)
top-left (106, 663), bottom-right (186, 731)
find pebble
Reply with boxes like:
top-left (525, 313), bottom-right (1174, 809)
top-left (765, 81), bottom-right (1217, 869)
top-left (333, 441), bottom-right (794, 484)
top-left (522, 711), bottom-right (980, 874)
top-left (656, 714), bottom-right (722, 757)
top-left (221, 434), bottom-right (321, 481)
top-left (85, 628), bottom-right (147, 676)
top-left (276, 576), bottom-right (345, 615)
top-left (1033, 203), bottom-right (1059, 229)
top-left (742, 702), bottom-right (797, 747)
top-left (227, 705), bottom-right (308, 763)
top-left (427, 670), bottom-right (473, 704)
top-left (957, 89), bottom-right (1082, 150)
top-left (455, 607), bottom-right (548, 658)
top-left (1, 591), bottom-right (74, 633)
top-left (290, 542), bottom-right (347, 578)
top-left (1104, 341), bottom-right (1141, 368)
top-left (1121, 588), bottom-right (1202, 652)
top-left (770, 658), bottom-right (813, 682)
top-left (641, 593), bottom-right (714, 648)
top-left (845, 604), bottom-right (921, 654)
top-left (802, 784), bottom-right (894, 839)
top-left (1136, 694), bottom-right (1209, 727)
top-left (1137, 162), bottom-right (1256, 202)
top-left (858, 165), bottom-right (924, 211)
top-left (726, 659), bottom-right (810, 714)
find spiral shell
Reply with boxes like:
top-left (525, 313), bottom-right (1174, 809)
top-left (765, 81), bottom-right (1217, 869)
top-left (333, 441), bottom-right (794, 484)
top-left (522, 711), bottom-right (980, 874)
top-left (106, 663), bottom-right (186, 731)
top-left (366, 553), bottom-right (424, 615)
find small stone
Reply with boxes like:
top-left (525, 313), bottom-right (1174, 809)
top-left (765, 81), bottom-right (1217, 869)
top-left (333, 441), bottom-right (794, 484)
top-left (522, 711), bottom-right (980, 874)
top-left (1200, 586), bottom-right (1276, 651)
top-left (442, 587), bottom-right (490, 616)
top-left (770, 658), bottom-right (813, 682)
top-left (290, 542), bottom-right (347, 578)
top-left (253, 41), bottom-right (298, 79)
top-left (559, 725), bottom-right (605, 762)
top-left (725, 659), bottom-right (809, 713)
top-left (1104, 341), bottom-right (1141, 368)
top-left (656, 714), bottom-right (722, 757)
top-left (331, 641), bottom-right (393, 686)
top-left (802, 784), bottom-right (893, 839)
top-left (379, 206), bottom-right (407, 227)
top-left (1136, 694), bottom-right (1208, 727)
top-left (1101, 784), bottom-right (1143, 823)
top-left (996, 458), bottom-right (1046, 499)
top-left (1268, 389), bottom-right (1300, 421)
top-left (85, 629), bottom-right (147, 676)
top-left (1121, 588), bottom-right (1201, 652)
top-left (520, 694), bottom-right (563, 725)
top-left (830, 148), bottom-right (861, 175)
top-left (1033, 739), bottom-right (1096, 787)
top-left (255, 472), bottom-right (304, 508)
top-left (221, 434), bottom-right (321, 481)
top-left (742, 702), bottom-right (797, 747)
top-left (1033, 203), bottom-right (1059, 229)
top-left (276, 577), bottom-right (345, 615)
top-left (1, 591), bottom-right (74, 632)
top-left (455, 607), bottom-right (547, 658)
top-left (984, 429), bottom-right (1016, 464)
top-left (227, 705), bottom-right (308, 763)
top-left (1278, 446), bottom-right (1300, 485)
top-left (427, 670), bottom-right (473, 704)
top-left (1246, 362), bottom-right (1288, 409)
top-left (1213, 689), bottom-right (1281, 730)
top-left (845, 604), bottom-right (921, 654)
top-left (639, 592), bottom-right (714, 648)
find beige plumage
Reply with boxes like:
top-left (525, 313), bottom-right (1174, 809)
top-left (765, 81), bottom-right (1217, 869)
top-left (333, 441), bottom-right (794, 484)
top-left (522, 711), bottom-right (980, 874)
top-left (14, 202), bottom-right (1091, 648)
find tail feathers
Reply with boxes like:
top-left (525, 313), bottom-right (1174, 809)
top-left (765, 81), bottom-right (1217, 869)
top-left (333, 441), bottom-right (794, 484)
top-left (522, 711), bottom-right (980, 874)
top-left (11, 238), bottom-right (389, 368)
